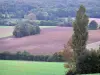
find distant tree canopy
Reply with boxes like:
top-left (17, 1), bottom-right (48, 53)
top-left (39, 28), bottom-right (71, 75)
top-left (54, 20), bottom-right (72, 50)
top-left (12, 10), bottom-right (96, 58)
top-left (57, 17), bottom-right (73, 27)
top-left (13, 21), bottom-right (40, 38)
top-left (0, 0), bottom-right (100, 20)
top-left (25, 12), bottom-right (37, 20)
top-left (0, 13), bottom-right (7, 25)
top-left (88, 20), bottom-right (98, 30)
top-left (39, 20), bottom-right (58, 26)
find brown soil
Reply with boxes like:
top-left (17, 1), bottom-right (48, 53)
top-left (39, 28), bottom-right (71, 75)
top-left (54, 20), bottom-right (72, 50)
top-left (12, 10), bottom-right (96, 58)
top-left (0, 27), bottom-right (100, 55)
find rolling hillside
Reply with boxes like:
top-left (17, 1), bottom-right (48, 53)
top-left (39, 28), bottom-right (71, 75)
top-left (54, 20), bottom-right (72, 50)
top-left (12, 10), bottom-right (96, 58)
top-left (0, 27), bottom-right (100, 55)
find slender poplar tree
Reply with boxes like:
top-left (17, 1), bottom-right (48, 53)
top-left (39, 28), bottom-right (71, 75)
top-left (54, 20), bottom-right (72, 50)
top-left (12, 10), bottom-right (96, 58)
top-left (72, 5), bottom-right (89, 59)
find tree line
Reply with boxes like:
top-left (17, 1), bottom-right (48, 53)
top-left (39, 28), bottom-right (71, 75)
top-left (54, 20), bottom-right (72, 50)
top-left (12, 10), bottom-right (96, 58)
top-left (0, 51), bottom-right (64, 62)
top-left (0, 0), bottom-right (100, 20)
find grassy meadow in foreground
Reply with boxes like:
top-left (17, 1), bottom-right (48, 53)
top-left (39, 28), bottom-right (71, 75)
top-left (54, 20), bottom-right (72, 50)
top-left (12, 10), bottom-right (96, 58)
top-left (0, 60), bottom-right (100, 75)
top-left (0, 60), bottom-right (66, 75)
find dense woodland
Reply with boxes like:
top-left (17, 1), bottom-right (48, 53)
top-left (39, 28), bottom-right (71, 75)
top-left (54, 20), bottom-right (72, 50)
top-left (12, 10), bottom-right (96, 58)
top-left (0, 0), bottom-right (100, 19)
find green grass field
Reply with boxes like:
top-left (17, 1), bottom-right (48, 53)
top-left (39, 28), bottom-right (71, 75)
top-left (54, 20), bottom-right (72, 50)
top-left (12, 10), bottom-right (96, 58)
top-left (0, 26), bottom-right (56, 38)
top-left (0, 60), bottom-right (100, 75)
top-left (0, 60), bottom-right (67, 75)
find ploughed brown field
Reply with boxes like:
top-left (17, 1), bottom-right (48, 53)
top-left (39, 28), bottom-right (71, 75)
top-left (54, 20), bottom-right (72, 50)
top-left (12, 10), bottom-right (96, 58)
top-left (0, 27), bottom-right (100, 55)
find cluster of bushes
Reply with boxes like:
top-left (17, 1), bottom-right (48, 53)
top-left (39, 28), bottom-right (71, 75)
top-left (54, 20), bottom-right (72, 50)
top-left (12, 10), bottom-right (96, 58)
top-left (66, 36), bottom-right (100, 74)
top-left (0, 18), bottom-right (19, 26)
top-left (57, 17), bottom-right (73, 27)
top-left (0, 51), bottom-right (64, 62)
top-left (5, 21), bottom-right (18, 26)
top-left (0, 20), bottom-right (18, 26)
top-left (0, 20), bottom-right (8, 25)
top-left (13, 20), bottom-right (40, 38)
top-left (0, 17), bottom-right (74, 27)
top-left (47, 52), bottom-right (65, 62)
top-left (38, 17), bottom-right (73, 27)
top-left (88, 20), bottom-right (98, 30)
top-left (76, 49), bottom-right (100, 74)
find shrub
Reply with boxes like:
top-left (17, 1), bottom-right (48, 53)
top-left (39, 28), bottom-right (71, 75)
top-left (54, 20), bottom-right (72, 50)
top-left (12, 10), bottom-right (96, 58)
top-left (0, 20), bottom-right (8, 25)
top-left (76, 49), bottom-right (100, 74)
top-left (6, 21), bottom-right (18, 26)
top-left (65, 17), bottom-right (73, 27)
top-left (13, 20), bottom-right (40, 38)
top-left (0, 51), bottom-right (65, 62)
top-left (26, 12), bottom-right (36, 20)
top-left (57, 17), bottom-right (73, 27)
top-left (88, 20), bottom-right (98, 30)
top-left (47, 52), bottom-right (64, 62)
top-left (66, 70), bottom-right (76, 75)
top-left (36, 12), bottom-right (48, 20)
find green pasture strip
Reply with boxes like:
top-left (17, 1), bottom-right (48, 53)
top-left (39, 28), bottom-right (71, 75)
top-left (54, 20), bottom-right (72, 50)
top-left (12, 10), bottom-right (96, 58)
top-left (0, 60), bottom-right (67, 75)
